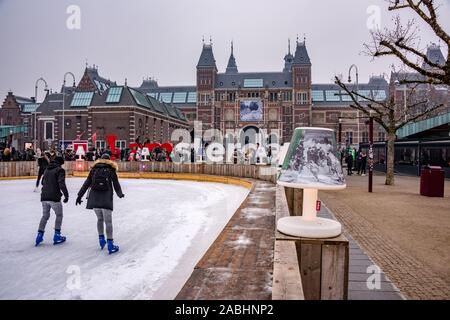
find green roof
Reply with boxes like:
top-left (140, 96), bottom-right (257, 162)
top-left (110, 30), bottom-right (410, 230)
top-left (0, 125), bottom-right (27, 138)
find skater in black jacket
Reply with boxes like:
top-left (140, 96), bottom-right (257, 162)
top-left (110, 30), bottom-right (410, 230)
top-left (34, 151), bottom-right (50, 192)
top-left (35, 156), bottom-right (69, 246)
top-left (76, 154), bottom-right (124, 254)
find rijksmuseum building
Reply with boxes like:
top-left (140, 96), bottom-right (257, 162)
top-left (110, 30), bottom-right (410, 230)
top-left (1, 40), bottom-right (448, 152)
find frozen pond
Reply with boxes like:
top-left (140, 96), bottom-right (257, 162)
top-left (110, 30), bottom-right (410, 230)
top-left (0, 178), bottom-right (249, 299)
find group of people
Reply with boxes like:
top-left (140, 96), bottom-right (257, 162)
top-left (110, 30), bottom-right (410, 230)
top-left (35, 152), bottom-right (125, 255)
top-left (343, 148), bottom-right (367, 176)
top-left (0, 146), bottom-right (36, 161)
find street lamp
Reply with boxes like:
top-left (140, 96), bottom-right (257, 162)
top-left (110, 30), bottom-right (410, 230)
top-left (61, 72), bottom-right (76, 153)
top-left (348, 64), bottom-right (360, 147)
top-left (34, 77), bottom-right (48, 150)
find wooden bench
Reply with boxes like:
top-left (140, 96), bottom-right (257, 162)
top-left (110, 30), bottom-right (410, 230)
top-left (272, 240), bottom-right (305, 300)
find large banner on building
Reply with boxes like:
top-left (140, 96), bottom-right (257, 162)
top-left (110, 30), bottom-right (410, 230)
top-left (240, 99), bottom-right (263, 122)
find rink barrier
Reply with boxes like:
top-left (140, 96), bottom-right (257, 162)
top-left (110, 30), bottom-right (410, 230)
top-left (0, 161), bottom-right (277, 183)
top-left (72, 171), bottom-right (253, 189)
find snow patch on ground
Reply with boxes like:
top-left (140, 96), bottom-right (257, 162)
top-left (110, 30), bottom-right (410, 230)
top-left (230, 234), bottom-right (253, 249)
top-left (0, 178), bottom-right (248, 300)
top-left (241, 207), bottom-right (272, 220)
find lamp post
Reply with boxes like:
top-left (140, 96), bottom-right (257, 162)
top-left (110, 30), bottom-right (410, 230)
top-left (61, 72), bottom-right (76, 153)
top-left (348, 64), bottom-right (359, 146)
top-left (34, 77), bottom-right (48, 150)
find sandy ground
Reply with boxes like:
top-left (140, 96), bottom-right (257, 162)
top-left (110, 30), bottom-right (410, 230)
top-left (322, 173), bottom-right (450, 282)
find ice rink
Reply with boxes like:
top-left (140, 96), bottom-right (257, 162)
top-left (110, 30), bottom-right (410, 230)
top-left (0, 178), bottom-right (248, 300)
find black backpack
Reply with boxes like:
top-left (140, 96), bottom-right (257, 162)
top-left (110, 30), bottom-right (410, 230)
top-left (91, 167), bottom-right (110, 191)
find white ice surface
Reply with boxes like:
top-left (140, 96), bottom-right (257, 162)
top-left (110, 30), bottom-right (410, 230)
top-left (0, 178), bottom-right (248, 300)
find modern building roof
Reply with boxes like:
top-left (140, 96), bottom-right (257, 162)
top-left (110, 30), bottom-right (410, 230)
top-left (138, 85), bottom-right (197, 107)
top-left (311, 76), bottom-right (389, 106)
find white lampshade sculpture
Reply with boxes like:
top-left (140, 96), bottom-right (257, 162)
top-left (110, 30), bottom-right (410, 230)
top-left (141, 147), bottom-right (150, 161)
top-left (277, 127), bottom-right (346, 238)
top-left (75, 145), bottom-right (85, 160)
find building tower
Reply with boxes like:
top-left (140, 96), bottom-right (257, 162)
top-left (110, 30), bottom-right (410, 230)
top-left (291, 37), bottom-right (312, 133)
top-left (283, 39), bottom-right (294, 72)
top-left (225, 41), bottom-right (238, 74)
top-left (196, 39), bottom-right (217, 130)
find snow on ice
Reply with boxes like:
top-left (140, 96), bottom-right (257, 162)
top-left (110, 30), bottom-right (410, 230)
top-left (0, 178), bottom-right (248, 299)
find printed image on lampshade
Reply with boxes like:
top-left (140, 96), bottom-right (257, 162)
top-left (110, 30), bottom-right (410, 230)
top-left (278, 127), bottom-right (346, 190)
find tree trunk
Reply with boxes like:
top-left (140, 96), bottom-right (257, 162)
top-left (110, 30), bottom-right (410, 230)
top-left (385, 131), bottom-right (396, 185)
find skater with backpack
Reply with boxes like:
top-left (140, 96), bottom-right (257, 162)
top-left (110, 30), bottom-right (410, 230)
top-left (35, 155), bottom-right (69, 246)
top-left (76, 154), bottom-right (124, 254)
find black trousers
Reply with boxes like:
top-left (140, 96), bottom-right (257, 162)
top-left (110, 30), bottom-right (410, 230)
top-left (36, 168), bottom-right (45, 187)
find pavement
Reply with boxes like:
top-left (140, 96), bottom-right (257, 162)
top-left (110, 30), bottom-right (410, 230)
top-left (320, 173), bottom-right (450, 300)
top-left (318, 206), bottom-right (404, 300)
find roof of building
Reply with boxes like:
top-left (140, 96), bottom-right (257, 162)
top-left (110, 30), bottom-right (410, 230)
top-left (138, 85), bottom-right (197, 106)
top-left (36, 92), bottom-right (68, 116)
top-left (423, 44), bottom-right (446, 69)
top-left (292, 41), bottom-right (311, 65)
top-left (77, 66), bottom-right (117, 93)
top-left (215, 72), bottom-right (293, 89)
top-left (36, 87), bottom-right (187, 122)
top-left (197, 44), bottom-right (217, 69)
top-left (225, 42), bottom-right (238, 74)
top-left (312, 76), bottom-right (389, 106)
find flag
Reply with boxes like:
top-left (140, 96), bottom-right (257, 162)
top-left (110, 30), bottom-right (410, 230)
top-left (91, 132), bottom-right (97, 146)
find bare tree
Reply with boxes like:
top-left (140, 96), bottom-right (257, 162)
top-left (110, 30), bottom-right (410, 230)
top-left (366, 0), bottom-right (449, 86)
top-left (335, 76), bottom-right (443, 185)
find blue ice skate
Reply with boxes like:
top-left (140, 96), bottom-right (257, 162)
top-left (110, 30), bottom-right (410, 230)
top-left (99, 235), bottom-right (106, 250)
top-left (53, 230), bottom-right (66, 245)
top-left (107, 239), bottom-right (119, 255)
top-left (35, 231), bottom-right (44, 246)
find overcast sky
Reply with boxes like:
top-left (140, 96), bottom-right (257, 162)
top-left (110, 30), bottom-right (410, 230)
top-left (0, 0), bottom-right (449, 101)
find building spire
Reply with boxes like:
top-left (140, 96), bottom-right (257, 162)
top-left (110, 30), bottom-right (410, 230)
top-left (288, 38), bottom-right (291, 54)
top-left (226, 40), bottom-right (238, 74)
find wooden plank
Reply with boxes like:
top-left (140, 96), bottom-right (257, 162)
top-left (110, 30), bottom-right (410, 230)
top-left (320, 244), bottom-right (348, 300)
top-left (272, 240), bottom-right (305, 300)
top-left (292, 188), bottom-right (303, 216)
top-left (297, 242), bottom-right (322, 300)
top-left (284, 186), bottom-right (294, 215)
